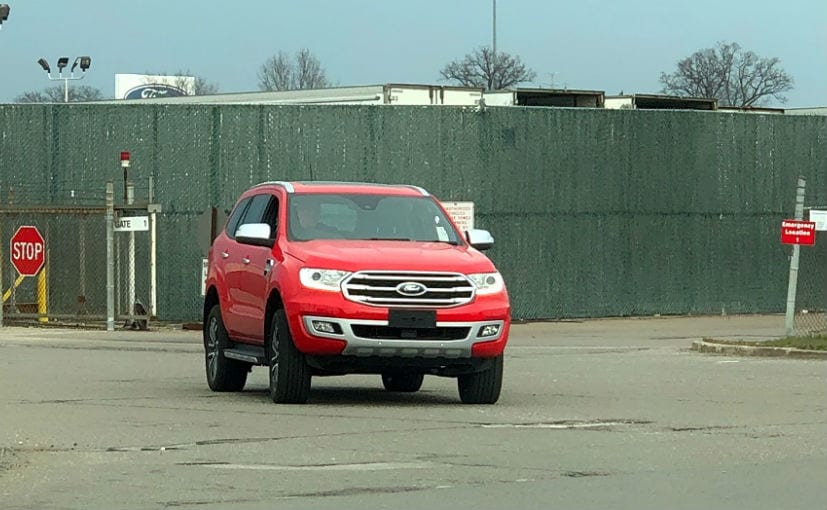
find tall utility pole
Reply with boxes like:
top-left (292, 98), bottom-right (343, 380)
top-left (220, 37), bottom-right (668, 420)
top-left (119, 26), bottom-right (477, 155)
top-left (489, 0), bottom-right (497, 91)
top-left (492, 0), bottom-right (497, 59)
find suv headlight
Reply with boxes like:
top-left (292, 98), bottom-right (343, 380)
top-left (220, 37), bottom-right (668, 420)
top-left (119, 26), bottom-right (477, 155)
top-left (299, 268), bottom-right (352, 291)
top-left (468, 272), bottom-right (504, 295)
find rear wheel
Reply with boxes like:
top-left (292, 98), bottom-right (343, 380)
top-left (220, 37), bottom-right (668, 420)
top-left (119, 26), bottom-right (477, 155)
top-left (204, 305), bottom-right (249, 392)
top-left (381, 373), bottom-right (424, 392)
top-left (457, 355), bottom-right (503, 404)
top-left (268, 309), bottom-right (311, 404)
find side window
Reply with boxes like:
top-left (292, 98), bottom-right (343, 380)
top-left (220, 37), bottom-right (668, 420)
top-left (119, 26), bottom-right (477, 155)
top-left (262, 196), bottom-right (279, 237)
top-left (225, 197), bottom-right (251, 239)
top-left (239, 194), bottom-right (277, 236)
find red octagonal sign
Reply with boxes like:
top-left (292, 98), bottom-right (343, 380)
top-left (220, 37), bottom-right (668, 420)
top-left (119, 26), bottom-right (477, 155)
top-left (10, 225), bottom-right (46, 276)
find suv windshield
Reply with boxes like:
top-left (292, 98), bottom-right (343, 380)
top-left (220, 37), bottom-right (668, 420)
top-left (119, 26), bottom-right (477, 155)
top-left (288, 193), bottom-right (462, 244)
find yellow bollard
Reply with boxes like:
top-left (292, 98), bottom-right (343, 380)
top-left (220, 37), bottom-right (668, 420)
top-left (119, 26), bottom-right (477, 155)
top-left (38, 266), bottom-right (48, 323)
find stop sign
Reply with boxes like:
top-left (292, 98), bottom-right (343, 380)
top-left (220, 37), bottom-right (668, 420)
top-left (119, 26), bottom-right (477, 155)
top-left (10, 225), bottom-right (46, 276)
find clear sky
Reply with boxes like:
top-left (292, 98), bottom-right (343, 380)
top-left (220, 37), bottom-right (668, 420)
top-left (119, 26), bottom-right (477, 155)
top-left (0, 0), bottom-right (825, 106)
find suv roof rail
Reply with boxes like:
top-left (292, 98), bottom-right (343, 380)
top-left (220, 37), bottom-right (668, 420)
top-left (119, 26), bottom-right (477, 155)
top-left (252, 181), bottom-right (428, 196)
top-left (252, 181), bottom-right (295, 193)
top-left (404, 185), bottom-right (429, 196)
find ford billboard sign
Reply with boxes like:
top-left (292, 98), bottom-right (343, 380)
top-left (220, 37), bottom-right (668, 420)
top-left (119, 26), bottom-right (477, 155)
top-left (124, 84), bottom-right (187, 100)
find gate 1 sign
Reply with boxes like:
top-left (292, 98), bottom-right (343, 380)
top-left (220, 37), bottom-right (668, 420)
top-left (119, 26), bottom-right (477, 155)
top-left (780, 219), bottom-right (816, 246)
top-left (10, 225), bottom-right (46, 276)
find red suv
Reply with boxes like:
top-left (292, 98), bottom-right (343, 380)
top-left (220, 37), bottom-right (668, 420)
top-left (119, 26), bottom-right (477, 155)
top-left (203, 181), bottom-right (510, 404)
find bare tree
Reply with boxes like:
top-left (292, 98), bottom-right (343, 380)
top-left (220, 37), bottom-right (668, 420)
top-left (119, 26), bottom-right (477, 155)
top-left (15, 85), bottom-right (104, 103)
top-left (440, 46), bottom-right (536, 90)
top-left (660, 41), bottom-right (794, 107)
top-left (258, 49), bottom-right (330, 91)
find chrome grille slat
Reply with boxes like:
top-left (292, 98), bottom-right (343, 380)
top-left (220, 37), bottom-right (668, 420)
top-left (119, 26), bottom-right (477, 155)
top-left (353, 274), bottom-right (467, 282)
top-left (343, 271), bottom-right (475, 308)
top-left (351, 296), bottom-right (469, 304)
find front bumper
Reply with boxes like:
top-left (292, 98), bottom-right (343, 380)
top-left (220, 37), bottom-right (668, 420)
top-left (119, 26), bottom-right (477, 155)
top-left (302, 315), bottom-right (506, 358)
top-left (284, 292), bottom-right (510, 358)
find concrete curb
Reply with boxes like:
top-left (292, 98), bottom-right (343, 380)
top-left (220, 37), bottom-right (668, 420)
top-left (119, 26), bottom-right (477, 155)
top-left (691, 340), bottom-right (827, 360)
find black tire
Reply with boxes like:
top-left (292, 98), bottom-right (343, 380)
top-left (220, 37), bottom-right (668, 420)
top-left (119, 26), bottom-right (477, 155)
top-left (268, 309), bottom-right (311, 404)
top-left (381, 373), bottom-right (424, 392)
top-left (204, 305), bottom-right (249, 392)
top-left (457, 355), bottom-right (503, 404)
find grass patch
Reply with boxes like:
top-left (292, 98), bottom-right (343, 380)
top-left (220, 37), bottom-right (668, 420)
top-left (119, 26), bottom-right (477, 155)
top-left (704, 335), bottom-right (827, 351)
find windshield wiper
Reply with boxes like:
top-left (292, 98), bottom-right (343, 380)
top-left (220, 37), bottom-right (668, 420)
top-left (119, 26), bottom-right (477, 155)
top-left (367, 237), bottom-right (414, 242)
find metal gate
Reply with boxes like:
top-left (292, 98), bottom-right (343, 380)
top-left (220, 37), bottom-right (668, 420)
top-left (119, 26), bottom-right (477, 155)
top-left (0, 181), bottom-right (159, 329)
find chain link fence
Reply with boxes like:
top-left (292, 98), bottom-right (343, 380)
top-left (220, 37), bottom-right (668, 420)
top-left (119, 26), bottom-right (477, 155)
top-left (0, 208), bottom-right (106, 323)
top-left (793, 209), bottom-right (827, 336)
top-left (0, 182), bottom-right (154, 328)
top-left (1, 104), bottom-right (826, 322)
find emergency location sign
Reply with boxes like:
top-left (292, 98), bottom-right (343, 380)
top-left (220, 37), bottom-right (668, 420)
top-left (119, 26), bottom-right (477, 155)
top-left (780, 219), bottom-right (816, 246)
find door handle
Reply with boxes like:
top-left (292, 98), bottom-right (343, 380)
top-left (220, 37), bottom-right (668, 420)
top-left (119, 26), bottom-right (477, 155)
top-left (242, 257), bottom-right (251, 265)
top-left (221, 251), bottom-right (230, 259)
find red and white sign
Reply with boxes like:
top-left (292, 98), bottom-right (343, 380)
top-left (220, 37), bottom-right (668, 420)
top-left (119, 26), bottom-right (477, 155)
top-left (10, 225), bottom-right (46, 276)
top-left (780, 219), bottom-right (816, 246)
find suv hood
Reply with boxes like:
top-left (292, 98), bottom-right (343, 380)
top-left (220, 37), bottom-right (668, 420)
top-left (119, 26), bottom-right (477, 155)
top-left (285, 240), bottom-right (497, 274)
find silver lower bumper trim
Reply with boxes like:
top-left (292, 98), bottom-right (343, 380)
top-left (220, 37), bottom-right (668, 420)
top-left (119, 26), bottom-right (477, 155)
top-left (302, 316), bottom-right (505, 358)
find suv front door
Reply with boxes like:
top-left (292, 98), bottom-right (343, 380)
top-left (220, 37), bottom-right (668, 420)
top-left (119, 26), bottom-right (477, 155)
top-left (232, 193), bottom-right (279, 341)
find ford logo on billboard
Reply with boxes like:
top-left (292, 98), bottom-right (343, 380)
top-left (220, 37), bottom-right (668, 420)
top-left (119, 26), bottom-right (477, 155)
top-left (124, 84), bottom-right (187, 100)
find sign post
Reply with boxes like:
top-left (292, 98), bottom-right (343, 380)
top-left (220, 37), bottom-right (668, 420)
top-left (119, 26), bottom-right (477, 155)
top-left (784, 178), bottom-right (808, 336)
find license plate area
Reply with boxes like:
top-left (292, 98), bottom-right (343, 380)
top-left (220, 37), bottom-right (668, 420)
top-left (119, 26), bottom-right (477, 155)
top-left (388, 309), bottom-right (436, 329)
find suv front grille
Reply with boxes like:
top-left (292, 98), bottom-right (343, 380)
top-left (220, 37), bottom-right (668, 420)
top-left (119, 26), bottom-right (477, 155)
top-left (343, 271), bottom-right (475, 308)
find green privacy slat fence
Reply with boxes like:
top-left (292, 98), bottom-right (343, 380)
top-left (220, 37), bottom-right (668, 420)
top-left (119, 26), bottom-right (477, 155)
top-left (1, 104), bottom-right (825, 321)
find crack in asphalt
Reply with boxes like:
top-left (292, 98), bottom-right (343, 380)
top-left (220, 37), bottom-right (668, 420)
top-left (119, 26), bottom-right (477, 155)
top-left (282, 485), bottom-right (425, 499)
top-left (482, 419), bottom-right (653, 430)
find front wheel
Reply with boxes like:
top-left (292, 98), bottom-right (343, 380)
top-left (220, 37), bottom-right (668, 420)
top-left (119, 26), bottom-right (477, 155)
top-left (381, 373), bottom-right (424, 392)
top-left (268, 309), bottom-right (311, 404)
top-left (457, 355), bottom-right (503, 404)
top-left (204, 305), bottom-right (249, 392)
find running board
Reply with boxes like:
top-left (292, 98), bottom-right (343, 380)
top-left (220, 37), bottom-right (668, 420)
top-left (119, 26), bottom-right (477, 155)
top-left (224, 345), bottom-right (266, 365)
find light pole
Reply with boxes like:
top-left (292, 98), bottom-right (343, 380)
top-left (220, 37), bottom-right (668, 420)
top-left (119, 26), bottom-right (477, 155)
top-left (37, 56), bottom-right (92, 102)
top-left (490, 0), bottom-right (497, 91)
top-left (492, 0), bottom-right (496, 59)
top-left (0, 4), bottom-right (10, 30)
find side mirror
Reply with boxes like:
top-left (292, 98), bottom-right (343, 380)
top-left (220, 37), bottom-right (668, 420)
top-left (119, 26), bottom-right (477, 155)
top-left (466, 229), bottom-right (494, 251)
top-left (236, 223), bottom-right (275, 248)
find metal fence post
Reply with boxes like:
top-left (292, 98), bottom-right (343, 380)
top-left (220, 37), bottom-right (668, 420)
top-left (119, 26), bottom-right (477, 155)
top-left (149, 176), bottom-right (157, 318)
top-left (106, 181), bottom-right (115, 332)
top-left (784, 176), bottom-right (807, 336)
top-left (126, 181), bottom-right (136, 326)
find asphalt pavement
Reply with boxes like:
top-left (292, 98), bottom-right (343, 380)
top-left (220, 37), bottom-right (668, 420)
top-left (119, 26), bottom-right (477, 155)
top-left (0, 314), bottom-right (824, 510)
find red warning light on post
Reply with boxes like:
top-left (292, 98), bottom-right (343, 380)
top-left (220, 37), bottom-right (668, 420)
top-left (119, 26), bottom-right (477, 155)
top-left (120, 151), bottom-right (130, 168)
top-left (780, 219), bottom-right (816, 246)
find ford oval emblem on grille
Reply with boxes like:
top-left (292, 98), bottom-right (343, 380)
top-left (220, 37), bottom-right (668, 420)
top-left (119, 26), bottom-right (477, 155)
top-left (396, 282), bottom-right (427, 297)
